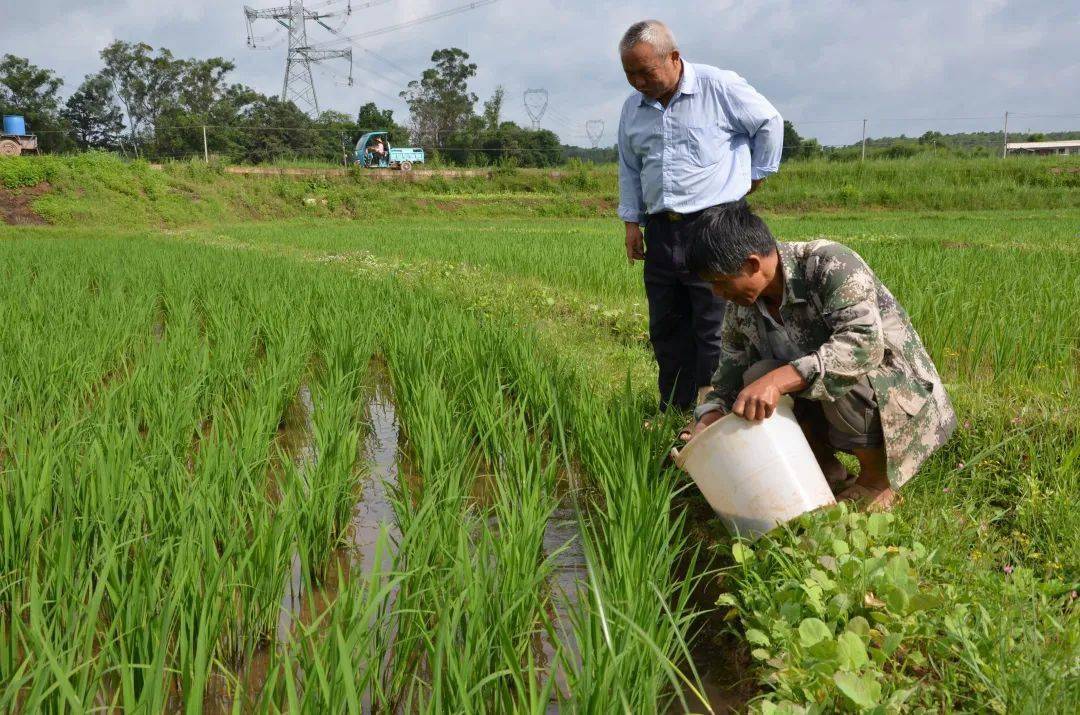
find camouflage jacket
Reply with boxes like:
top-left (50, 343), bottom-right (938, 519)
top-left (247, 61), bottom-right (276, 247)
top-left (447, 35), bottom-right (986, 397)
top-left (703, 240), bottom-right (956, 488)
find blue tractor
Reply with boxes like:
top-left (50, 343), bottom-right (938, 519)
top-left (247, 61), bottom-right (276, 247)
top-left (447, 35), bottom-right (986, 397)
top-left (1, 115), bottom-right (39, 157)
top-left (354, 131), bottom-right (424, 171)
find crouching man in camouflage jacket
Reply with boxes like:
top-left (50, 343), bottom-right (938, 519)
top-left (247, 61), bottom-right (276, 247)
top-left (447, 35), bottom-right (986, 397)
top-left (685, 202), bottom-right (956, 510)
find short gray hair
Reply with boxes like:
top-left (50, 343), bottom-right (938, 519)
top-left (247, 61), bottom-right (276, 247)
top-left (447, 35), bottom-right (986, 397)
top-left (619, 20), bottom-right (678, 57)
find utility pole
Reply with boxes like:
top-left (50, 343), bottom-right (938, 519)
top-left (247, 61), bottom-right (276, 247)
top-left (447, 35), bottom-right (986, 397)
top-left (202, 125), bottom-right (209, 162)
top-left (244, 1), bottom-right (353, 117)
top-left (1002, 111), bottom-right (1009, 158)
top-left (861, 118), bottom-right (867, 162)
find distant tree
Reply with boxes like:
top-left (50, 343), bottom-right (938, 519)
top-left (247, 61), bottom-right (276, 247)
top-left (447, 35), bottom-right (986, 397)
top-left (99, 41), bottom-right (184, 154)
top-left (526, 127), bottom-right (562, 167)
top-left (175, 57), bottom-right (236, 116)
top-left (448, 121), bottom-right (561, 167)
top-left (203, 83), bottom-right (265, 158)
top-left (0, 54), bottom-right (63, 117)
top-left (355, 101), bottom-right (408, 144)
top-left (0, 54), bottom-right (71, 151)
top-left (782, 120), bottom-right (819, 161)
top-left (400, 47), bottom-right (477, 146)
top-left (482, 86), bottom-right (504, 131)
top-left (236, 96), bottom-right (318, 164)
top-left (562, 143), bottom-right (618, 163)
top-left (1026, 132), bottom-right (1047, 142)
top-left (63, 73), bottom-right (125, 150)
top-left (316, 109), bottom-right (359, 164)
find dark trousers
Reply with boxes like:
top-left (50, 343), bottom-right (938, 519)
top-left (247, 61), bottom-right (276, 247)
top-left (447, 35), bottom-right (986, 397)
top-left (643, 213), bottom-right (727, 411)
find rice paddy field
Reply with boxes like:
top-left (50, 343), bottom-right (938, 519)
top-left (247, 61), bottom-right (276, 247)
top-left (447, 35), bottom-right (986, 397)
top-left (1, 156), bottom-right (1078, 712)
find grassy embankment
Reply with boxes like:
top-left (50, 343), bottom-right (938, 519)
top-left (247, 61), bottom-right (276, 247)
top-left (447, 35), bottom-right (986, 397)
top-left (1, 151), bottom-right (1078, 226)
top-left (1, 154), bottom-right (1078, 711)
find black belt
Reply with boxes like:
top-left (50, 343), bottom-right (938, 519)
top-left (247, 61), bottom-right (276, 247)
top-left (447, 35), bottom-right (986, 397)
top-left (648, 208), bottom-right (705, 223)
top-left (647, 199), bottom-right (744, 223)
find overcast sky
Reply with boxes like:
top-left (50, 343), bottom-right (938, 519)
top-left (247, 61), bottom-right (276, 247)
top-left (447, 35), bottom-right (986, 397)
top-left (5, 0), bottom-right (1078, 146)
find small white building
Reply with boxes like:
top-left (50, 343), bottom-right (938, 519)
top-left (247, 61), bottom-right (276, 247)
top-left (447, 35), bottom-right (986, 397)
top-left (1005, 140), bottom-right (1080, 156)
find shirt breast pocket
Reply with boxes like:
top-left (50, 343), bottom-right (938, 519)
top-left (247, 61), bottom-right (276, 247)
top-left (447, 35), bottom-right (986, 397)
top-left (686, 123), bottom-right (726, 167)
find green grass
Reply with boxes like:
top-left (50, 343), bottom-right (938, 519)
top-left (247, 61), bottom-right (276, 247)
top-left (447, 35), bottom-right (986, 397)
top-left (1, 153), bottom-right (1077, 228)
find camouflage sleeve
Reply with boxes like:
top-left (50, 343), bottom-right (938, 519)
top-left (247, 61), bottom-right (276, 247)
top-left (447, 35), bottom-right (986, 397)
top-left (699, 309), bottom-right (759, 415)
top-left (790, 246), bottom-right (885, 402)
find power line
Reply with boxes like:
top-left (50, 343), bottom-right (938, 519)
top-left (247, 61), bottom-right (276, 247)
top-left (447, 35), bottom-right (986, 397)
top-left (360, 47), bottom-right (416, 82)
top-left (310, 0), bottom-right (500, 45)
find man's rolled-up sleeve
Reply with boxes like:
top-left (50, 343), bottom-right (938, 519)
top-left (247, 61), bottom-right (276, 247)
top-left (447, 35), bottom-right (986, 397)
top-left (790, 251), bottom-right (886, 402)
top-left (617, 109), bottom-right (645, 224)
top-left (722, 73), bottom-right (783, 180)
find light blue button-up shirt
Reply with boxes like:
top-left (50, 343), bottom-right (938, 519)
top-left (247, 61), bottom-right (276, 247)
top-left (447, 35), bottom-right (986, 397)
top-left (617, 61), bottom-right (783, 224)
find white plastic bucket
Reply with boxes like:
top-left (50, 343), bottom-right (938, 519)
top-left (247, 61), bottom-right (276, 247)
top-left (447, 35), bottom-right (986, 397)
top-left (675, 397), bottom-right (836, 540)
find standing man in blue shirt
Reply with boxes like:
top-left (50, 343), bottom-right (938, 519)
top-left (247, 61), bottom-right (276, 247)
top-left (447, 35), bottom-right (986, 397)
top-left (617, 20), bottom-right (783, 420)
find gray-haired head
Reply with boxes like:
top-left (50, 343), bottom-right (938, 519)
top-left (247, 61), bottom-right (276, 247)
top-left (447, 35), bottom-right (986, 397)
top-left (686, 201), bottom-right (777, 276)
top-left (619, 20), bottom-right (678, 57)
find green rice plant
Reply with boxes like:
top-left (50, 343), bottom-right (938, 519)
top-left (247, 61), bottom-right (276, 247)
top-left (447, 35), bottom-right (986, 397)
top-left (3, 201), bottom-right (1077, 711)
top-left (288, 300), bottom-right (374, 581)
top-left (555, 394), bottom-right (703, 713)
top-left (254, 530), bottom-right (402, 713)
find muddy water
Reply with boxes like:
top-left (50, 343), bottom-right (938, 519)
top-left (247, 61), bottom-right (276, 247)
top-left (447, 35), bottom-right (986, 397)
top-left (350, 380), bottom-right (402, 571)
top-left (277, 378), bottom-right (403, 638)
top-left (539, 502), bottom-right (586, 707)
top-left (275, 384), bottom-right (316, 640)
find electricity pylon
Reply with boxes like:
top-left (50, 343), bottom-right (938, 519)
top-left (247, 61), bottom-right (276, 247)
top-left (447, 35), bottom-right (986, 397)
top-left (523, 89), bottom-right (548, 129)
top-left (585, 119), bottom-right (604, 148)
top-left (244, 1), bottom-right (354, 116)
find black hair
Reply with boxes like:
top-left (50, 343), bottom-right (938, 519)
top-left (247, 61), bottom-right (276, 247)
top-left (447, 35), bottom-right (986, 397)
top-left (685, 200), bottom-right (776, 276)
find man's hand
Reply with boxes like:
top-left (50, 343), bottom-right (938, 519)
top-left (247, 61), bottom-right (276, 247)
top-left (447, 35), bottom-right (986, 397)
top-left (747, 178), bottom-right (764, 195)
top-left (732, 379), bottom-right (782, 421)
top-left (624, 222), bottom-right (645, 264)
top-left (731, 364), bottom-right (808, 421)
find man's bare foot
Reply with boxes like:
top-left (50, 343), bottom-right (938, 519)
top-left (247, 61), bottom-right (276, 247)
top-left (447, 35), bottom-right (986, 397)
top-left (819, 455), bottom-right (853, 490)
top-left (836, 483), bottom-right (897, 511)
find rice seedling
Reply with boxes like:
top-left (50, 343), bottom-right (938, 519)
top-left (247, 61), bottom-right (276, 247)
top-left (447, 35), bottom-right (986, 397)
top-left (1, 191), bottom-right (1077, 712)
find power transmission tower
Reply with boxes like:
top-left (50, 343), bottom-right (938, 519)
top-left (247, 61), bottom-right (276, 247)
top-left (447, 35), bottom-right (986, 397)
top-left (523, 89), bottom-right (548, 129)
top-left (244, 1), bottom-right (354, 117)
top-left (585, 119), bottom-right (604, 148)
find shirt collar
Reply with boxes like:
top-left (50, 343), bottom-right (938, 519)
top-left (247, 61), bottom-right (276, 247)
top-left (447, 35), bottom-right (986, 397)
top-left (677, 60), bottom-right (697, 95)
top-left (777, 242), bottom-right (809, 306)
top-left (637, 59), bottom-right (696, 106)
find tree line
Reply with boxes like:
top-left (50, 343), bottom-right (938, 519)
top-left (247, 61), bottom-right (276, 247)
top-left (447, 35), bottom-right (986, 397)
top-left (8, 44), bottom-right (1059, 167)
top-left (0, 45), bottom-right (562, 167)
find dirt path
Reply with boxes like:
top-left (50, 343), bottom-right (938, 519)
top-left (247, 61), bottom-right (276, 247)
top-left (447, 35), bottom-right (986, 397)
top-left (0, 182), bottom-right (49, 225)
top-left (148, 164), bottom-right (569, 181)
